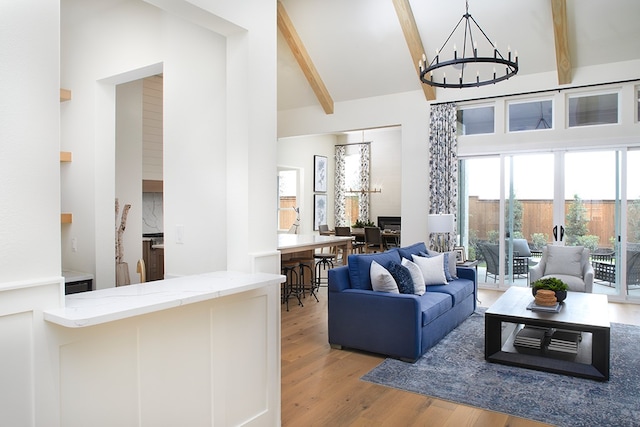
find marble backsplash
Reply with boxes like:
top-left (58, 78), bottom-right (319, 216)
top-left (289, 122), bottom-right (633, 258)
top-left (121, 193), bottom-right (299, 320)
top-left (143, 192), bottom-right (163, 234)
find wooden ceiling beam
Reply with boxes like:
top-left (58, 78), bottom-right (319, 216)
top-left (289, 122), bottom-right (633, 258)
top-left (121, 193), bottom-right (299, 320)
top-left (551, 0), bottom-right (572, 85)
top-left (277, 1), bottom-right (334, 114)
top-left (392, 0), bottom-right (436, 101)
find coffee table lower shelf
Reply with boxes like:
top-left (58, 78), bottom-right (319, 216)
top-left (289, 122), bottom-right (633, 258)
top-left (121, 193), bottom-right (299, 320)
top-left (484, 287), bottom-right (610, 382)
top-left (486, 323), bottom-right (607, 381)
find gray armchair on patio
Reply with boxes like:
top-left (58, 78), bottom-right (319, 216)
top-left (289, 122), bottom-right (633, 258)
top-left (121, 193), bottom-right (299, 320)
top-left (529, 245), bottom-right (594, 293)
top-left (479, 243), bottom-right (529, 283)
top-left (592, 249), bottom-right (640, 290)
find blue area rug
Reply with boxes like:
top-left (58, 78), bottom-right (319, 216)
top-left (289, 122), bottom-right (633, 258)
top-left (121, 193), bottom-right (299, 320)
top-left (361, 309), bottom-right (640, 427)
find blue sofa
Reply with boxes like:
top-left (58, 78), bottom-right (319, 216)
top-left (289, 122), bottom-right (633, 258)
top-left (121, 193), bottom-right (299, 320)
top-left (328, 242), bottom-right (476, 362)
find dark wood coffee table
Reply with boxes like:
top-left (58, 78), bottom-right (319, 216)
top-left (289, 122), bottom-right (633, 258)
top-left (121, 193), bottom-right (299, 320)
top-left (485, 286), bottom-right (610, 381)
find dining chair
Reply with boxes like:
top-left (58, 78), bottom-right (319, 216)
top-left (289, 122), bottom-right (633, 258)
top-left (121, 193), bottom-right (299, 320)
top-left (364, 226), bottom-right (385, 253)
top-left (335, 226), bottom-right (364, 254)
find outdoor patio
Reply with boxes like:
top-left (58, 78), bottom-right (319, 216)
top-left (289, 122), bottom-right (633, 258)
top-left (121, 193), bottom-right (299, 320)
top-left (475, 262), bottom-right (640, 297)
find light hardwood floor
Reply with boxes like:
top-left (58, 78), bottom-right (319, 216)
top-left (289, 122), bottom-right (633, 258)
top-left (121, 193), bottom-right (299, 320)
top-left (281, 287), bottom-right (640, 426)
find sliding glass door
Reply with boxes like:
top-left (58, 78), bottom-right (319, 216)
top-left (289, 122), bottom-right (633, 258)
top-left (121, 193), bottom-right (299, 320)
top-left (625, 149), bottom-right (640, 298)
top-left (505, 153), bottom-right (555, 286)
top-left (459, 157), bottom-right (501, 285)
top-left (461, 149), bottom-right (634, 299)
top-left (564, 151), bottom-right (620, 296)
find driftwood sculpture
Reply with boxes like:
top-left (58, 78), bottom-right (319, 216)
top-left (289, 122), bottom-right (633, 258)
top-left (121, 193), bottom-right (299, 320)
top-left (115, 198), bottom-right (132, 286)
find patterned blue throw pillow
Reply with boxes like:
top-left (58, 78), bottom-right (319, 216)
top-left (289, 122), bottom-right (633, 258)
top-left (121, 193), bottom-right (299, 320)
top-left (443, 253), bottom-right (455, 281)
top-left (387, 261), bottom-right (415, 294)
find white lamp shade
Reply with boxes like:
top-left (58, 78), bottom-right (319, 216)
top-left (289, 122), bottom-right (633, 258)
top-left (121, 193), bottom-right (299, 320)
top-left (428, 213), bottom-right (454, 233)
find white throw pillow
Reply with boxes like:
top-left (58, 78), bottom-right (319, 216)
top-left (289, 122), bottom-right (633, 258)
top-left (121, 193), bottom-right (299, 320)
top-left (370, 260), bottom-right (399, 293)
top-left (411, 254), bottom-right (448, 286)
top-left (402, 258), bottom-right (426, 295)
top-left (428, 249), bottom-right (458, 279)
top-left (545, 245), bottom-right (584, 277)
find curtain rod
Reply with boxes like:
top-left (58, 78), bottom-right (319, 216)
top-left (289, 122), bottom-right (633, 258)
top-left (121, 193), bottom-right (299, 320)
top-left (335, 141), bottom-right (372, 147)
top-left (430, 78), bottom-right (640, 106)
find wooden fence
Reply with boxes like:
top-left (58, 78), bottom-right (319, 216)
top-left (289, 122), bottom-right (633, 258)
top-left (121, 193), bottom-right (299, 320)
top-left (469, 196), bottom-right (616, 246)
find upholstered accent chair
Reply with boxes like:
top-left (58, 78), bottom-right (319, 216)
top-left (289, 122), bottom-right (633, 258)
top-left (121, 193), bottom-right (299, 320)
top-left (529, 245), bottom-right (594, 293)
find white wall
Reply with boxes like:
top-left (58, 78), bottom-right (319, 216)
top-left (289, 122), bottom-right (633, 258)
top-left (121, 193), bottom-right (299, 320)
top-left (0, 1), bottom-right (63, 423)
top-left (1, 0), bottom-right (61, 284)
top-left (278, 133), bottom-right (337, 233)
top-left (162, 12), bottom-right (228, 278)
top-left (279, 91), bottom-right (430, 246)
top-left (61, 0), bottom-right (278, 286)
top-left (116, 80), bottom-right (144, 284)
top-left (143, 76), bottom-right (163, 181)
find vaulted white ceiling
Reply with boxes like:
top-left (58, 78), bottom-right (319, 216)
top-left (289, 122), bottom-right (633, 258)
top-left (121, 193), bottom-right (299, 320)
top-left (60, 0), bottom-right (640, 112)
top-left (277, 0), bottom-right (640, 111)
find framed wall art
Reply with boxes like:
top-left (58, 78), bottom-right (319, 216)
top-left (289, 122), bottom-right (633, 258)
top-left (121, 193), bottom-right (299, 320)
top-left (314, 194), bottom-right (327, 231)
top-left (314, 155), bottom-right (327, 192)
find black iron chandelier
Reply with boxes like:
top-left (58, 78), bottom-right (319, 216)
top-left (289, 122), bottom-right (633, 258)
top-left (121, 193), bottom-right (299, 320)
top-left (419, 1), bottom-right (518, 88)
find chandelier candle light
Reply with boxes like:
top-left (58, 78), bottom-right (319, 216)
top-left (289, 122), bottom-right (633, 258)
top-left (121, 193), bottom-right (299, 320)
top-left (419, 0), bottom-right (518, 88)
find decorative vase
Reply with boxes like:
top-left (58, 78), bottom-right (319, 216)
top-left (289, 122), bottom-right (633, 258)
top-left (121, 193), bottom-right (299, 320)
top-left (532, 288), bottom-right (567, 303)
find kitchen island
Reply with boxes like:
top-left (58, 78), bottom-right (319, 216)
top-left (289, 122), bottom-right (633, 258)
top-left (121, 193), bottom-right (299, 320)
top-left (43, 271), bottom-right (284, 426)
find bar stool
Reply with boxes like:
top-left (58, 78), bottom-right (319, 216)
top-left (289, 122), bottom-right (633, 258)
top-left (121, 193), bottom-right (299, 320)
top-left (281, 260), bottom-right (303, 311)
top-left (295, 258), bottom-right (317, 302)
top-left (314, 252), bottom-right (335, 293)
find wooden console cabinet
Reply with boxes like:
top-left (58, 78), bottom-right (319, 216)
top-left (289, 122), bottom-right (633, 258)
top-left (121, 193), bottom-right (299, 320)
top-left (143, 240), bottom-right (164, 281)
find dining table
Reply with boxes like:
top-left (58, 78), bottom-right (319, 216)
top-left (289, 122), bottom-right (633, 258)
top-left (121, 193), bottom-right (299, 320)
top-left (348, 227), bottom-right (401, 248)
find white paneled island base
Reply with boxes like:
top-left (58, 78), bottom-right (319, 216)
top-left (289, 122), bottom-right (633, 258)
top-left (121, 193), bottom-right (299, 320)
top-left (44, 271), bottom-right (284, 427)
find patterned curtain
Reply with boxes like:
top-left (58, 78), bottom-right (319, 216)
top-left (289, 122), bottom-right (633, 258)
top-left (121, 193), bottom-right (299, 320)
top-left (358, 143), bottom-right (371, 222)
top-left (334, 145), bottom-right (346, 226)
top-left (429, 103), bottom-right (458, 251)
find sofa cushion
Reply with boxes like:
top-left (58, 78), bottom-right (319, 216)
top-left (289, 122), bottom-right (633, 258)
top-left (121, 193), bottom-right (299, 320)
top-left (426, 278), bottom-right (474, 306)
top-left (513, 238), bottom-right (532, 257)
top-left (412, 254), bottom-right (448, 285)
top-left (428, 249), bottom-right (458, 279)
top-left (387, 261), bottom-right (414, 294)
top-left (419, 292), bottom-right (453, 326)
top-left (348, 250), bottom-right (402, 290)
top-left (397, 242), bottom-right (428, 261)
top-left (370, 261), bottom-right (399, 293)
top-left (545, 245), bottom-right (584, 278)
top-left (401, 258), bottom-right (426, 295)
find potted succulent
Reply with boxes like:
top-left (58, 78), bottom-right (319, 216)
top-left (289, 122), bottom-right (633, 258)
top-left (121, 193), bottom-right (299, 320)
top-left (531, 277), bottom-right (569, 303)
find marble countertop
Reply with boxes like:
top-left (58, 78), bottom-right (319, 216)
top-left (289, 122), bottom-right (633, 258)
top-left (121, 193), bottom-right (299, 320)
top-left (44, 271), bottom-right (285, 328)
top-left (62, 270), bottom-right (94, 283)
top-left (277, 233), bottom-right (352, 251)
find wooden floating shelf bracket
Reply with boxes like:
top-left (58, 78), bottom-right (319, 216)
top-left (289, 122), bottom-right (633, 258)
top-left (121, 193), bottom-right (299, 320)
top-left (60, 88), bottom-right (72, 102)
top-left (60, 151), bottom-right (72, 162)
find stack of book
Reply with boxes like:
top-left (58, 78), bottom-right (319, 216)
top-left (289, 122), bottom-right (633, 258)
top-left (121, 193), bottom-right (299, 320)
top-left (513, 326), bottom-right (549, 350)
top-left (548, 330), bottom-right (581, 354)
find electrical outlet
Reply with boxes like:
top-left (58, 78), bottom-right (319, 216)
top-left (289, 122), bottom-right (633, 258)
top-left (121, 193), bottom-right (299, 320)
top-left (176, 225), bottom-right (184, 244)
top-left (71, 237), bottom-right (77, 252)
